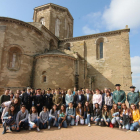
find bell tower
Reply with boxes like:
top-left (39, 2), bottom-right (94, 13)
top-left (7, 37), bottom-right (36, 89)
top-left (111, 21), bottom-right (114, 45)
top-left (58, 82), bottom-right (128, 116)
top-left (33, 3), bottom-right (74, 39)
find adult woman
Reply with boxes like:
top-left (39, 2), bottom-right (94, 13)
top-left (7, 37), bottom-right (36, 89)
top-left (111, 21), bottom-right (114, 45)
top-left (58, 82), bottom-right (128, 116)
top-left (101, 105), bottom-right (111, 126)
top-left (84, 101), bottom-right (92, 127)
top-left (65, 89), bottom-right (74, 108)
top-left (111, 104), bottom-right (120, 126)
top-left (104, 90), bottom-right (113, 110)
top-left (130, 104), bottom-right (140, 131)
top-left (119, 103), bottom-right (130, 129)
top-left (91, 103), bottom-right (101, 125)
top-left (2, 105), bottom-right (17, 134)
top-left (58, 105), bottom-right (67, 129)
top-left (92, 89), bottom-right (102, 109)
top-left (76, 102), bottom-right (84, 125)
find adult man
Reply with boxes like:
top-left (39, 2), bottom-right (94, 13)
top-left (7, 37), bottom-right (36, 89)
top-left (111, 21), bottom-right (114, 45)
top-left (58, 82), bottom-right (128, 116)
top-left (44, 88), bottom-right (53, 110)
top-left (0, 89), bottom-right (10, 105)
top-left (84, 89), bottom-right (92, 106)
top-left (21, 87), bottom-right (32, 111)
top-left (113, 84), bottom-right (126, 109)
top-left (127, 86), bottom-right (139, 108)
top-left (102, 88), bottom-right (108, 107)
top-left (74, 90), bottom-right (85, 107)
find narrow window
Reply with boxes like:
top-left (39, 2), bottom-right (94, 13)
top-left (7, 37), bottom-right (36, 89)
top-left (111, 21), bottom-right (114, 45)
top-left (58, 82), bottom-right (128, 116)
top-left (100, 42), bottom-right (103, 59)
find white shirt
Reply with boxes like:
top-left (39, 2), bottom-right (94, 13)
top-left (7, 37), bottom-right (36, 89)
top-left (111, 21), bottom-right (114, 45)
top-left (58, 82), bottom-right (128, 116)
top-left (86, 94), bottom-right (89, 101)
top-left (79, 95), bottom-right (81, 101)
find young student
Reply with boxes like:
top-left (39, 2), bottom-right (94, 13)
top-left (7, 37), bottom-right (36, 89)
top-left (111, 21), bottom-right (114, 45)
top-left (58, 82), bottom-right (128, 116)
top-left (66, 102), bottom-right (75, 126)
top-left (58, 104), bottom-right (67, 129)
top-left (39, 106), bottom-right (49, 129)
top-left (101, 105), bottom-right (111, 126)
top-left (14, 92), bottom-right (21, 105)
top-left (111, 104), bottom-right (120, 127)
top-left (84, 101), bottom-right (92, 127)
top-left (104, 90), bottom-right (113, 110)
top-left (76, 102), bottom-right (84, 125)
top-left (130, 104), bottom-right (140, 131)
top-left (119, 103), bottom-right (130, 129)
top-left (91, 103), bottom-right (101, 125)
top-left (16, 105), bottom-right (29, 132)
top-left (28, 106), bottom-right (40, 132)
top-left (48, 104), bottom-right (58, 129)
top-left (2, 105), bottom-right (17, 134)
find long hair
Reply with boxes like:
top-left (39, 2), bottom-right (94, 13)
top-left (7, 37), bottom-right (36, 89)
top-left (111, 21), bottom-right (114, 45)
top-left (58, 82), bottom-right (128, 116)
top-left (76, 103), bottom-right (84, 115)
top-left (102, 105), bottom-right (109, 115)
top-left (52, 104), bottom-right (57, 114)
top-left (60, 104), bottom-right (66, 114)
top-left (120, 103), bottom-right (128, 115)
top-left (111, 104), bottom-right (119, 114)
top-left (30, 106), bottom-right (37, 114)
top-left (84, 101), bottom-right (90, 112)
top-left (130, 103), bottom-right (137, 113)
top-left (8, 105), bottom-right (15, 115)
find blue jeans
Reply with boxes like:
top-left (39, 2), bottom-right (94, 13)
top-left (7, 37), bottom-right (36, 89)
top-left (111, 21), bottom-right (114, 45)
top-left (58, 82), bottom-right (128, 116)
top-left (120, 120), bottom-right (130, 130)
top-left (67, 116), bottom-right (75, 126)
top-left (130, 122), bottom-right (139, 131)
top-left (101, 118), bottom-right (111, 123)
top-left (58, 117), bottom-right (67, 128)
top-left (29, 118), bottom-right (39, 128)
top-left (39, 122), bottom-right (47, 129)
top-left (85, 114), bottom-right (91, 124)
top-left (95, 118), bottom-right (100, 123)
top-left (111, 117), bottom-right (120, 125)
top-left (17, 119), bottom-right (28, 132)
top-left (49, 117), bottom-right (58, 127)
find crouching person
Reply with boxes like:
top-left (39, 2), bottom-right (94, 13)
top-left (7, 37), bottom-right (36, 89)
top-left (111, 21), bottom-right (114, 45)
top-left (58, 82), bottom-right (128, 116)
top-left (111, 104), bottom-right (120, 127)
top-left (2, 105), bottom-right (17, 134)
top-left (16, 105), bottom-right (29, 132)
top-left (101, 105), bottom-right (111, 126)
top-left (28, 106), bottom-right (40, 131)
top-left (58, 105), bottom-right (67, 129)
top-left (66, 102), bottom-right (75, 126)
top-left (91, 103), bottom-right (101, 125)
top-left (39, 106), bottom-right (49, 129)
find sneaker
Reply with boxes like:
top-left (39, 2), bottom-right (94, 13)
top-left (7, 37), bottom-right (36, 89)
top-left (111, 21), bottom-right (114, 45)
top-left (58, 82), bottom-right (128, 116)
top-left (76, 122), bottom-right (78, 126)
top-left (29, 126), bottom-right (31, 131)
top-left (119, 125), bottom-right (122, 129)
top-left (58, 126), bottom-right (61, 129)
top-left (48, 126), bottom-right (50, 129)
top-left (37, 127), bottom-right (40, 132)
top-left (137, 128), bottom-right (140, 132)
top-left (88, 123), bottom-right (91, 127)
top-left (122, 125), bottom-right (125, 129)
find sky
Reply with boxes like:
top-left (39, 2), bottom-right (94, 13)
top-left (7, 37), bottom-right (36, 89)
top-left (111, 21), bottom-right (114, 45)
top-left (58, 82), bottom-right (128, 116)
top-left (0, 0), bottom-right (140, 91)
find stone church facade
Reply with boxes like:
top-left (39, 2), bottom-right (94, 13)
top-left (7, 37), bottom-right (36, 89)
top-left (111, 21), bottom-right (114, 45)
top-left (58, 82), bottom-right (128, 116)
top-left (0, 3), bottom-right (132, 94)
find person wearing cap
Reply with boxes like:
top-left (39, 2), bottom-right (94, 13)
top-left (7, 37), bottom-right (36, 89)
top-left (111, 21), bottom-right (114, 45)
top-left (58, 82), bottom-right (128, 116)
top-left (113, 84), bottom-right (126, 109)
top-left (53, 90), bottom-right (62, 110)
top-left (127, 86), bottom-right (139, 108)
top-left (44, 88), bottom-right (53, 111)
top-left (21, 87), bottom-right (32, 111)
top-left (34, 88), bottom-right (43, 115)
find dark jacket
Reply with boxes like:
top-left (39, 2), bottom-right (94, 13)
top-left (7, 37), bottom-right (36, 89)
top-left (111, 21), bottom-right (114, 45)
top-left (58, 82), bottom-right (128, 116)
top-left (84, 106), bottom-right (93, 119)
top-left (74, 94), bottom-right (85, 107)
top-left (93, 108), bottom-right (102, 118)
top-left (43, 94), bottom-right (53, 110)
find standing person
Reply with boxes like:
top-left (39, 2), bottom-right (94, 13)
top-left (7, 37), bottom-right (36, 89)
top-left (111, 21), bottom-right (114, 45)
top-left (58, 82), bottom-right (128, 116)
top-left (101, 105), bottom-right (111, 126)
top-left (14, 92), bottom-right (21, 106)
top-left (119, 103), bottom-right (130, 129)
top-left (84, 89), bottom-right (92, 107)
top-left (39, 106), bottom-right (49, 129)
top-left (41, 90), bottom-right (45, 96)
top-left (53, 90), bottom-right (62, 110)
top-left (58, 105), bottom-right (67, 129)
top-left (73, 87), bottom-right (77, 96)
top-left (104, 90), bottom-right (113, 110)
top-left (0, 89), bottom-right (10, 105)
top-left (84, 101), bottom-right (92, 127)
top-left (75, 103), bottom-right (84, 125)
top-left (91, 103), bottom-right (101, 125)
top-left (74, 90), bottom-right (85, 107)
top-left (111, 104), bottom-right (120, 127)
top-left (48, 104), bottom-right (58, 129)
top-left (16, 105), bottom-right (29, 132)
top-left (65, 89), bottom-right (74, 108)
top-left (66, 102), bottom-right (75, 126)
top-left (2, 105), bottom-right (17, 134)
top-left (34, 89), bottom-right (43, 115)
top-left (113, 84), bottom-right (126, 109)
top-left (127, 86), bottom-right (139, 109)
top-left (92, 89), bottom-right (102, 109)
top-left (28, 106), bottom-right (40, 131)
top-left (102, 88), bottom-right (108, 107)
top-left (44, 88), bottom-right (53, 111)
top-left (30, 88), bottom-right (35, 96)
top-left (61, 90), bottom-right (66, 105)
top-left (21, 87), bottom-right (32, 111)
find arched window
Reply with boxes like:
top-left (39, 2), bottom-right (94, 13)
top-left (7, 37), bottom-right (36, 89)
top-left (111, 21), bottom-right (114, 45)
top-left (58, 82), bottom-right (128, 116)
top-left (40, 17), bottom-right (45, 26)
top-left (49, 39), bottom-right (56, 50)
top-left (42, 71), bottom-right (47, 83)
top-left (96, 38), bottom-right (104, 60)
top-left (55, 18), bottom-right (60, 37)
top-left (8, 47), bottom-right (22, 70)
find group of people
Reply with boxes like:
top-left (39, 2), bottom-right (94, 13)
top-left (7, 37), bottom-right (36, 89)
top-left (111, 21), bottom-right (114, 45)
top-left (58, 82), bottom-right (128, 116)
top-left (0, 84), bottom-right (140, 135)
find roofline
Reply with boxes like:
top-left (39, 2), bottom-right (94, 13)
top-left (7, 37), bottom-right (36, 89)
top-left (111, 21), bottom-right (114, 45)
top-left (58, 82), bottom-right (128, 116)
top-left (0, 17), bottom-right (42, 35)
top-left (60, 28), bottom-right (130, 43)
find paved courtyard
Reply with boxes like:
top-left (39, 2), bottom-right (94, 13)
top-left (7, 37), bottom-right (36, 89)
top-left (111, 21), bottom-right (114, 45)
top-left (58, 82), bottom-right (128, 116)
top-left (0, 124), bottom-right (140, 140)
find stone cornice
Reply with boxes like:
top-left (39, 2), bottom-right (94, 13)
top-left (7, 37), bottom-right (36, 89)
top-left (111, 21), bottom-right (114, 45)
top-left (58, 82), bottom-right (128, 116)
top-left (0, 17), bottom-right (42, 35)
top-left (34, 3), bottom-right (73, 20)
top-left (35, 53), bottom-right (76, 60)
top-left (60, 28), bottom-right (130, 43)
